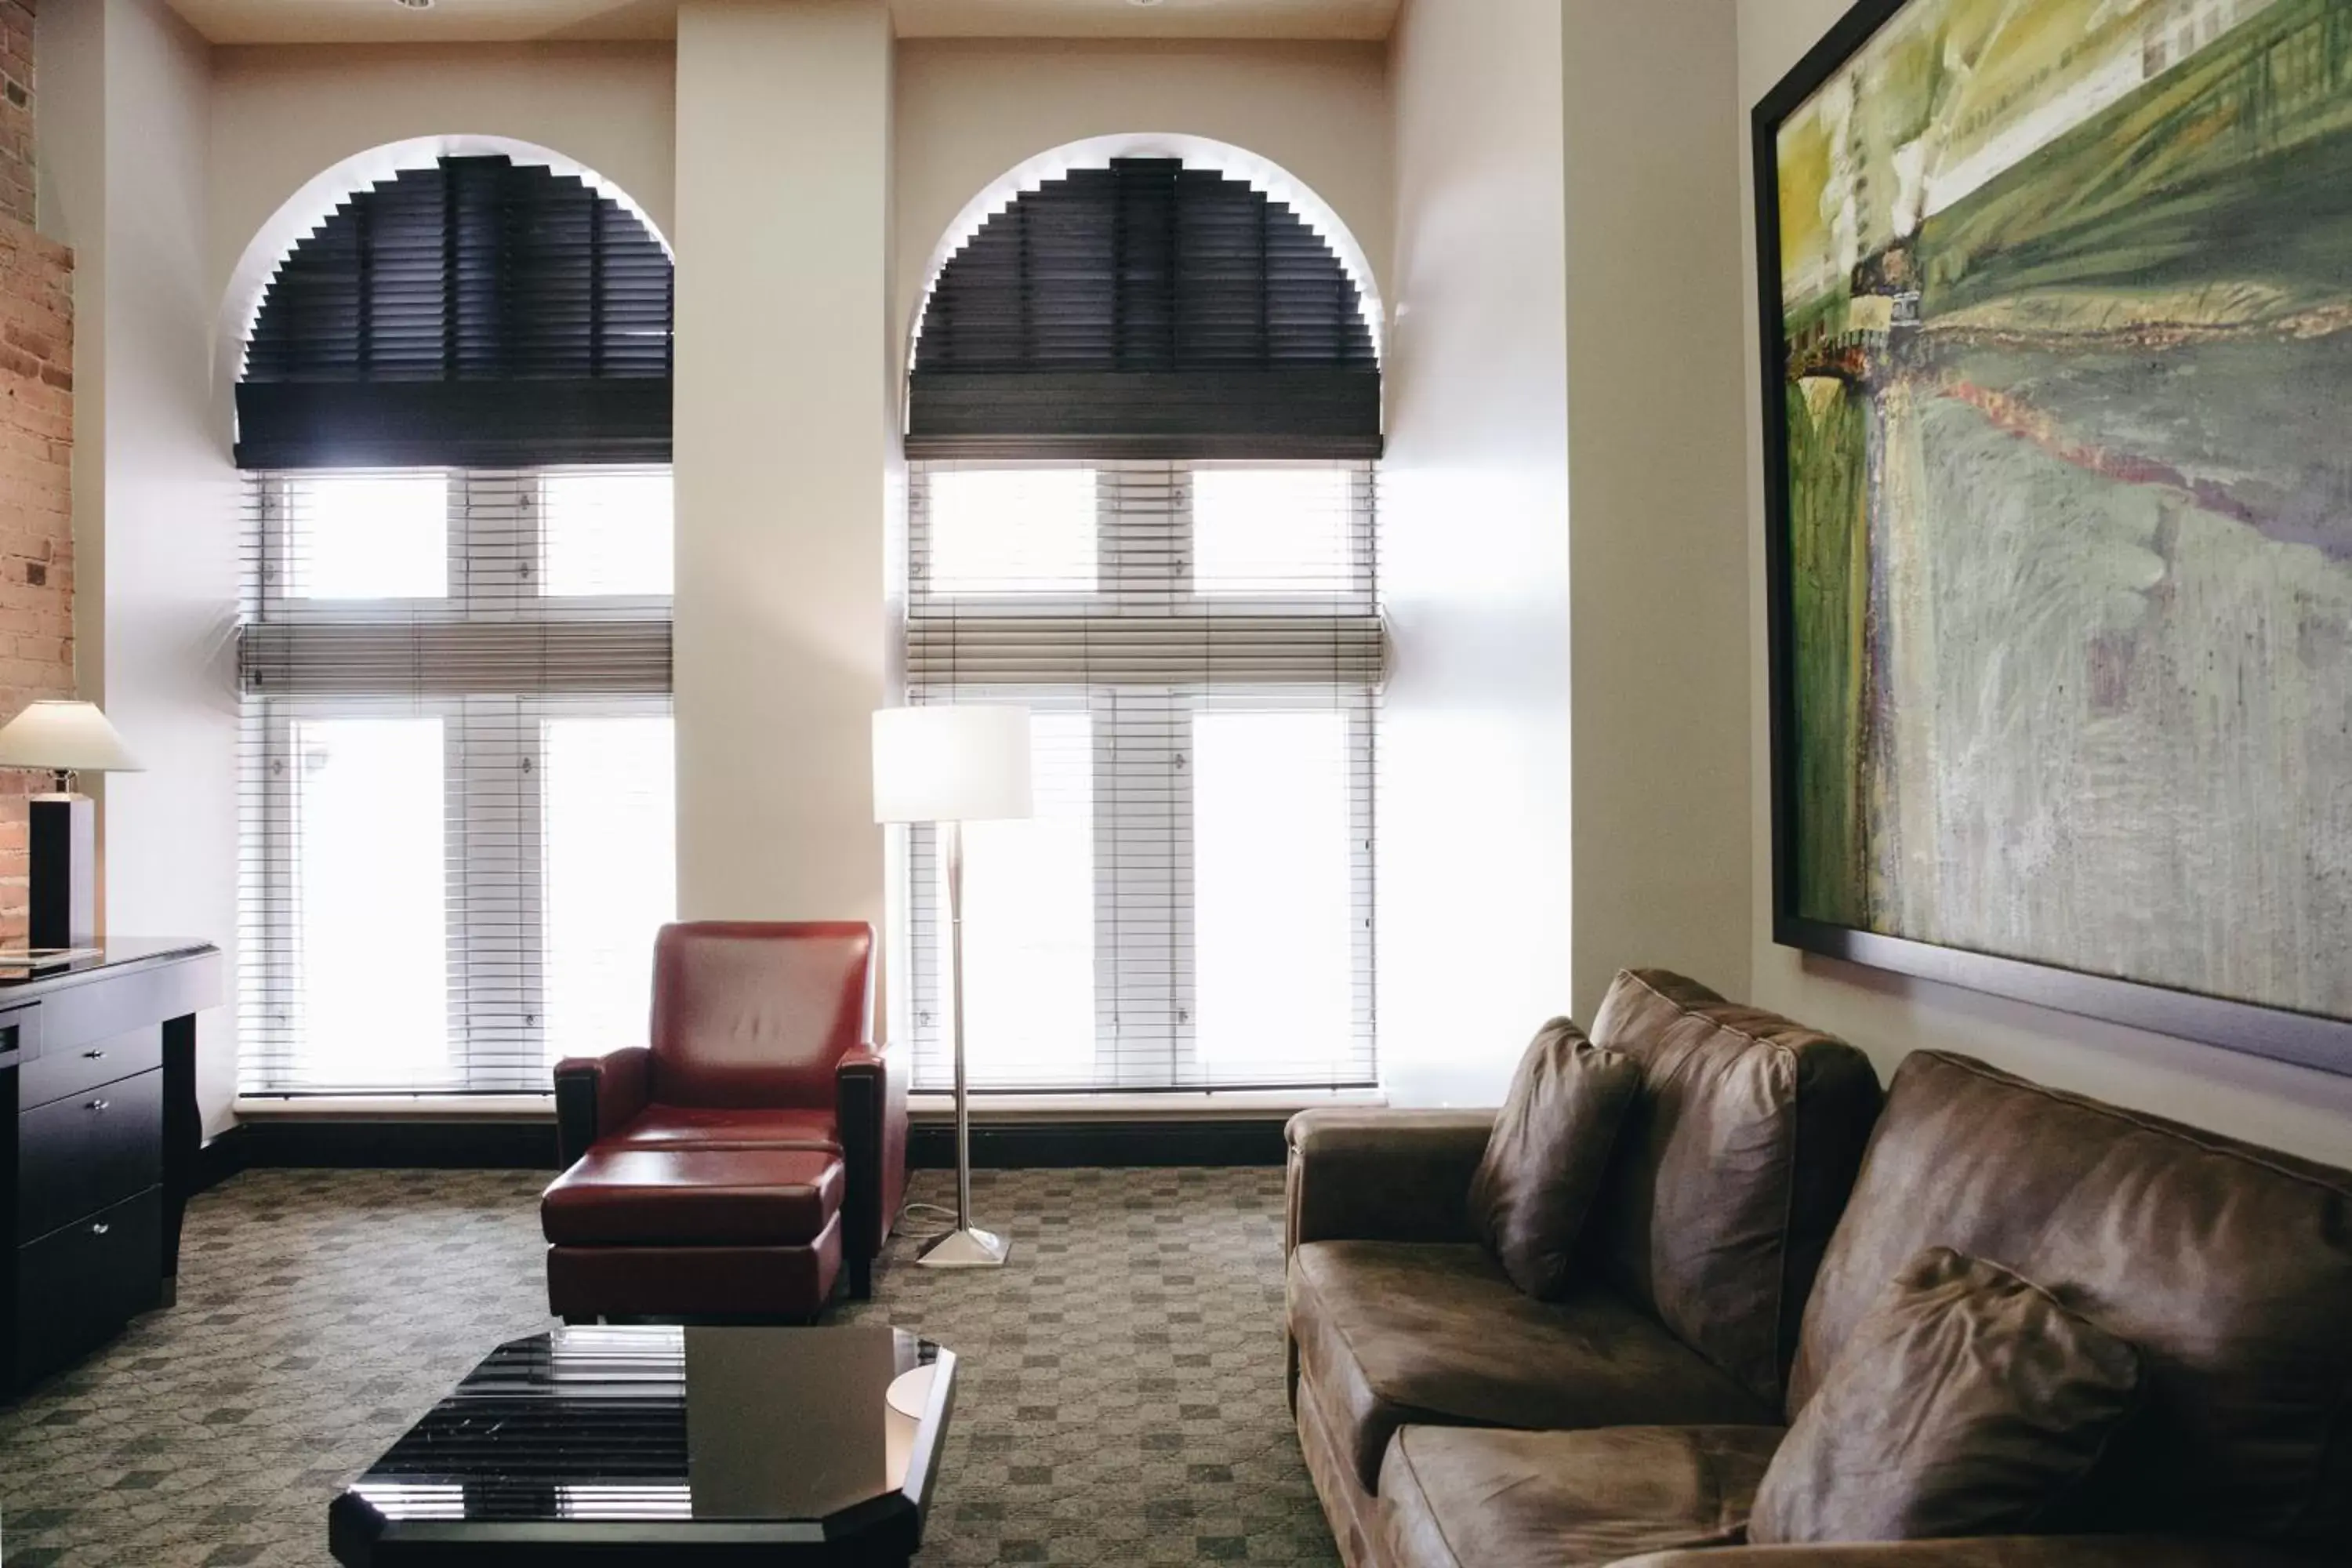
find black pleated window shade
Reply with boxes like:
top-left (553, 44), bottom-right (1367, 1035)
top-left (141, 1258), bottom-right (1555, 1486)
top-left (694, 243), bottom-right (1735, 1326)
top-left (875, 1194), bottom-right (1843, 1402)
top-left (908, 158), bottom-right (1381, 459)
top-left (238, 155), bottom-right (674, 469)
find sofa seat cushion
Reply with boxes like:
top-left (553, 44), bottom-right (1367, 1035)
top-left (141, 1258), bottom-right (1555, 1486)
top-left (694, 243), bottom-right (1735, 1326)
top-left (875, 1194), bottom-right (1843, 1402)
top-left (542, 1146), bottom-right (845, 1247)
top-left (612, 1103), bottom-right (841, 1150)
top-left (1379, 1424), bottom-right (1782, 1568)
top-left (1290, 1240), bottom-right (1777, 1493)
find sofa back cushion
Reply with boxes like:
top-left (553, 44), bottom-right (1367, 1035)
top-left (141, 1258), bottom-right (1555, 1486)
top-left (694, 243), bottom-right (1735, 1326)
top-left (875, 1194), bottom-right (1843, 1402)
top-left (1751, 1247), bottom-right (2144, 1544)
top-left (1466, 1019), bottom-right (1642, 1299)
top-left (1585, 970), bottom-right (1883, 1409)
top-left (1793, 1051), bottom-right (2352, 1552)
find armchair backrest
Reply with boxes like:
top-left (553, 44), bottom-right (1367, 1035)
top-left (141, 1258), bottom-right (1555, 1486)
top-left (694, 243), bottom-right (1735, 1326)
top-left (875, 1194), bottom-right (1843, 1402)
top-left (648, 921), bottom-right (875, 1109)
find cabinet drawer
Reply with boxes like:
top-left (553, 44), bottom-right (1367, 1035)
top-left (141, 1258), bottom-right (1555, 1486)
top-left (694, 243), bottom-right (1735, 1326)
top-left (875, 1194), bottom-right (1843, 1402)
top-left (20, 1022), bottom-right (162, 1112)
top-left (17, 1065), bottom-right (163, 1243)
top-left (13, 1188), bottom-right (160, 1388)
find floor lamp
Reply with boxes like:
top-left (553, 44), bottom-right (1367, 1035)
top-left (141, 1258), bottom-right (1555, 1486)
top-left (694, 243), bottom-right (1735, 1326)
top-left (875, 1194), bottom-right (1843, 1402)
top-left (873, 704), bottom-right (1033, 1269)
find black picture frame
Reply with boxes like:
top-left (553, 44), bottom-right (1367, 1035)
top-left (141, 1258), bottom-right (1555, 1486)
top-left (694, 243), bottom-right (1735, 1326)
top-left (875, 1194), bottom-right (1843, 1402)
top-left (1751, 0), bottom-right (2352, 1079)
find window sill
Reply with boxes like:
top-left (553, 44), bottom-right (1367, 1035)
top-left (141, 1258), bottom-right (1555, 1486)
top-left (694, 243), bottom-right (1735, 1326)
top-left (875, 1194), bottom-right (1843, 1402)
top-left (234, 1094), bottom-right (557, 1121)
top-left (232, 1087), bottom-right (1387, 1123)
top-left (908, 1088), bottom-right (1385, 1120)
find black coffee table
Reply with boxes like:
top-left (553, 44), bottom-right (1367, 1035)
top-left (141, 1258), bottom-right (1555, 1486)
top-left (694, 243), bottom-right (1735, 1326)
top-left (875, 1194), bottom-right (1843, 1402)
top-left (330, 1324), bottom-right (956, 1565)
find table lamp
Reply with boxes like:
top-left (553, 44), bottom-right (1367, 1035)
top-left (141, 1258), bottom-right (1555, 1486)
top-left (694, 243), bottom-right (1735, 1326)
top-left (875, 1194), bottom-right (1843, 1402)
top-left (0, 700), bottom-right (142, 950)
top-left (873, 703), bottom-right (1033, 1269)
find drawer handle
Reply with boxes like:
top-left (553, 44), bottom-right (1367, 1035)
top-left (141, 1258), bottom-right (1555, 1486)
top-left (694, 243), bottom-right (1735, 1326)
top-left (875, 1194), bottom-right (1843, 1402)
top-left (82, 1048), bottom-right (105, 1059)
top-left (90, 1221), bottom-right (110, 1236)
top-left (85, 1098), bottom-right (109, 1112)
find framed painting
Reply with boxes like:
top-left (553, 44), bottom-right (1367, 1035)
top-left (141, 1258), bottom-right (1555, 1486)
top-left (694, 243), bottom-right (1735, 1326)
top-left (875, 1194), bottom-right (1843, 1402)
top-left (1755, 0), bottom-right (2352, 1073)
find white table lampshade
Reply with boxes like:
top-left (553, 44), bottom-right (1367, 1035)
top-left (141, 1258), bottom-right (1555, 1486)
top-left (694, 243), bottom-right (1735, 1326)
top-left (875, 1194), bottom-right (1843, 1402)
top-left (0, 700), bottom-right (142, 782)
top-left (872, 706), bottom-right (1033, 825)
top-left (0, 700), bottom-right (141, 952)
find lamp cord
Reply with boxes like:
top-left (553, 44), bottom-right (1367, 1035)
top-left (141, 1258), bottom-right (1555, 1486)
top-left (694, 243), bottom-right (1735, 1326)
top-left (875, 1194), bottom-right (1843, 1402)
top-left (895, 1200), bottom-right (960, 1242)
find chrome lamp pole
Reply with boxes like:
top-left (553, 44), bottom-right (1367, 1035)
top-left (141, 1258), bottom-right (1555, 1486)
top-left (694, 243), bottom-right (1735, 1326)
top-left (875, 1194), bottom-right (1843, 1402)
top-left (872, 705), bottom-right (1033, 1270)
top-left (920, 816), bottom-right (1003, 1265)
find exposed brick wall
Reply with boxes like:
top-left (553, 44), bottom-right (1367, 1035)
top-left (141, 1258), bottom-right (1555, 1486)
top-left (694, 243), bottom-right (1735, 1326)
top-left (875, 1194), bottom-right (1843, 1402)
top-left (0, 0), bottom-right (73, 942)
top-left (0, 2), bottom-right (32, 231)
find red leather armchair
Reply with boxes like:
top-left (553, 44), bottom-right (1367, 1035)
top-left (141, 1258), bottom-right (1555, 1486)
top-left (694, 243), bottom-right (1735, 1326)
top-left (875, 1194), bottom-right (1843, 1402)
top-left (545, 922), bottom-right (907, 1312)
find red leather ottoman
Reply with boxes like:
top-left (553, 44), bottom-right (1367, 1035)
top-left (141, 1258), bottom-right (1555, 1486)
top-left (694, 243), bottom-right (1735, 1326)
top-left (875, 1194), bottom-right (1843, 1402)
top-left (542, 1145), bottom-right (847, 1322)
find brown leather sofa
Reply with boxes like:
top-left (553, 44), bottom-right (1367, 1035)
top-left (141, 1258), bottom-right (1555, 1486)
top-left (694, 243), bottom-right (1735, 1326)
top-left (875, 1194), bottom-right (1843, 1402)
top-left (1286, 970), bottom-right (2350, 1567)
top-left (540, 921), bottom-right (908, 1320)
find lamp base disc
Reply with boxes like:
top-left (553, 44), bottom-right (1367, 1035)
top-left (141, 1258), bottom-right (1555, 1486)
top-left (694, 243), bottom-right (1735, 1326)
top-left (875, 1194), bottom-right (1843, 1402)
top-left (885, 1363), bottom-right (938, 1418)
top-left (916, 1225), bottom-right (1010, 1269)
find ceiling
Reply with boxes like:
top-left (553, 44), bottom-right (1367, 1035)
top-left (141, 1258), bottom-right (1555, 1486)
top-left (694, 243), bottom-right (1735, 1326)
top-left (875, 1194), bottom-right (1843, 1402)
top-left (164, 0), bottom-right (1400, 45)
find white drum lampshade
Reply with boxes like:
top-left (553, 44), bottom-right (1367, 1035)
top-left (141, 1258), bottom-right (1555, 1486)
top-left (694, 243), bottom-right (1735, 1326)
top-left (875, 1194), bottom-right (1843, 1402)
top-left (872, 706), bottom-right (1033, 826)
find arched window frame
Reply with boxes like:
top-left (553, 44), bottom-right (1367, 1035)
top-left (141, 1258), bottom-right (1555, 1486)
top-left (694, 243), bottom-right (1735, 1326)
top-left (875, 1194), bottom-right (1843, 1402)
top-left (232, 153), bottom-right (678, 1098)
top-left (895, 153), bottom-right (1387, 1094)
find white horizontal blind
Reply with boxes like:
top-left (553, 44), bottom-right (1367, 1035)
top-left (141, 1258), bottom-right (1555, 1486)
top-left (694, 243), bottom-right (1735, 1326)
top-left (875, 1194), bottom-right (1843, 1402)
top-left (903, 461), bottom-right (1381, 1092)
top-left (237, 467), bottom-right (676, 1094)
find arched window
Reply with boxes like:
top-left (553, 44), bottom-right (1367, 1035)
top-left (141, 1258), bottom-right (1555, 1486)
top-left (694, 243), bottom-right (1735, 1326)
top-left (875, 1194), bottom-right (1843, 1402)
top-left (898, 156), bottom-right (1384, 1094)
top-left (234, 154), bottom-right (676, 1095)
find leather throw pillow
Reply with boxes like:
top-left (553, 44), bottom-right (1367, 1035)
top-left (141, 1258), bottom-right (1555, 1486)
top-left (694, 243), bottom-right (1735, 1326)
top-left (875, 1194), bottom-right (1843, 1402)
top-left (1465, 1018), bottom-right (1640, 1300)
top-left (1750, 1247), bottom-right (2143, 1544)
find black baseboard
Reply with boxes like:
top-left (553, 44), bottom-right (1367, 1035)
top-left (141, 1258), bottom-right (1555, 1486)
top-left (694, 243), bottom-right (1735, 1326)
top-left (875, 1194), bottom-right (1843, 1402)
top-left (238, 1118), bottom-right (562, 1171)
top-left (198, 1116), bottom-right (1290, 1175)
top-left (193, 1123), bottom-right (254, 1195)
top-left (909, 1118), bottom-right (1288, 1169)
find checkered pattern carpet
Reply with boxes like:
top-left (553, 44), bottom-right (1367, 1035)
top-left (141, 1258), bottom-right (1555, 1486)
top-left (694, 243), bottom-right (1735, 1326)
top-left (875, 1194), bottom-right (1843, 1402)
top-left (0, 1165), bottom-right (1338, 1566)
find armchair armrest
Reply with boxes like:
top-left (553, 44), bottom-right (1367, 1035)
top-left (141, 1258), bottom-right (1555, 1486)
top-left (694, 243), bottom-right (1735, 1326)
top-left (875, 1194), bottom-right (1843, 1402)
top-left (1284, 1108), bottom-right (1496, 1252)
top-left (1608, 1539), bottom-right (2311, 1568)
top-left (553, 1046), bottom-right (652, 1168)
top-left (837, 1039), bottom-right (908, 1296)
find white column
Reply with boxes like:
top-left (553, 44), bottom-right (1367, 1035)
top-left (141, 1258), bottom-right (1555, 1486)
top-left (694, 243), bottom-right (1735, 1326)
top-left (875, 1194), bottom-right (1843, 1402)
top-left (672, 0), bottom-right (895, 924)
top-left (1562, 0), bottom-right (1753, 1013)
top-left (1379, 0), bottom-right (1573, 1105)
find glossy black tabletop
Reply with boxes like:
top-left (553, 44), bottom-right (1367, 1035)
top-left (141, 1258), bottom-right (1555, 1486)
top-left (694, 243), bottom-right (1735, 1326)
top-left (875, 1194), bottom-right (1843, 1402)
top-left (0, 936), bottom-right (215, 986)
top-left (329, 1325), bottom-right (956, 1566)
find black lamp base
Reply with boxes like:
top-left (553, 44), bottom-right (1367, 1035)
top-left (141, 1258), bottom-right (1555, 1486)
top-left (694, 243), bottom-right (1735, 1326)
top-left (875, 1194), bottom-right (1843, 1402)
top-left (28, 793), bottom-right (94, 950)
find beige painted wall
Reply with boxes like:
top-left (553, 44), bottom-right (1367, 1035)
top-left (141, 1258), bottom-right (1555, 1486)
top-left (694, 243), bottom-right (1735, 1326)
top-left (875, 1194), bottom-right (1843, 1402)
top-left (671, 0), bottom-right (895, 927)
top-left (41, 0), bottom-right (244, 1134)
top-left (1737, 0), bottom-right (2352, 1164)
top-left (1379, 0), bottom-right (1572, 1105)
top-left (893, 38), bottom-right (1390, 349)
top-left (1563, 0), bottom-right (1752, 1017)
top-left (207, 42), bottom-right (677, 317)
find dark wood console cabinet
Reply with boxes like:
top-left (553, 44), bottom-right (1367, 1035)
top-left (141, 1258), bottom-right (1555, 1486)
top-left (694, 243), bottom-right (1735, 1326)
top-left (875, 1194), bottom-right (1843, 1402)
top-left (0, 938), bottom-right (221, 1393)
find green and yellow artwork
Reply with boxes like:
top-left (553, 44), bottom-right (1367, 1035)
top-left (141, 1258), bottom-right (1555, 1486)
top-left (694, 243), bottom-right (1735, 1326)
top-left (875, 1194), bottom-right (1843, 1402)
top-left (1767, 0), bottom-right (2352, 1035)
